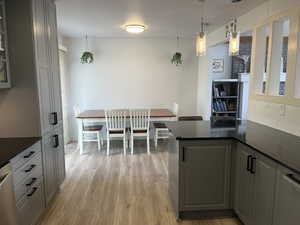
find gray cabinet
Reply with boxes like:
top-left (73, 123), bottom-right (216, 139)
top-left (42, 133), bottom-right (57, 204)
top-left (43, 125), bottom-right (65, 204)
top-left (273, 166), bottom-right (300, 225)
top-left (235, 143), bottom-right (254, 224)
top-left (10, 141), bottom-right (45, 225)
top-left (179, 140), bottom-right (232, 211)
top-left (252, 153), bottom-right (277, 225)
top-left (235, 143), bottom-right (277, 225)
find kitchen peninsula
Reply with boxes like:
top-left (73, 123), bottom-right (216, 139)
top-left (167, 120), bottom-right (300, 224)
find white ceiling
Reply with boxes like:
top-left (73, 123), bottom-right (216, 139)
top-left (56, 0), bottom-right (268, 38)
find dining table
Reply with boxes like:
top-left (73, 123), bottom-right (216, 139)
top-left (76, 108), bottom-right (176, 153)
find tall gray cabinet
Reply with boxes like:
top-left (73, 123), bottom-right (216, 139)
top-left (6, 0), bottom-right (65, 209)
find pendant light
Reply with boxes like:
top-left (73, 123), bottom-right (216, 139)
top-left (196, 0), bottom-right (206, 56)
top-left (228, 18), bottom-right (240, 56)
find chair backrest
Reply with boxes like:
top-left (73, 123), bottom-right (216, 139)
top-left (130, 109), bottom-right (150, 131)
top-left (74, 105), bottom-right (81, 117)
top-left (173, 102), bottom-right (179, 120)
top-left (105, 109), bottom-right (127, 131)
top-left (178, 116), bottom-right (203, 121)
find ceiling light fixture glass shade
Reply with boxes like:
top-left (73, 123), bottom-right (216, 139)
top-left (125, 25), bottom-right (145, 34)
top-left (226, 18), bottom-right (240, 56)
top-left (229, 31), bottom-right (240, 56)
top-left (196, 17), bottom-right (206, 56)
top-left (196, 32), bottom-right (206, 56)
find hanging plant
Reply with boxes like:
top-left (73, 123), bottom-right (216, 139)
top-left (171, 52), bottom-right (183, 66)
top-left (81, 51), bottom-right (94, 64)
top-left (81, 35), bottom-right (94, 64)
top-left (171, 36), bottom-right (183, 66)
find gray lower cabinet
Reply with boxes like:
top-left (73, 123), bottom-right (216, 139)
top-left (42, 126), bottom-right (65, 204)
top-left (179, 140), bottom-right (232, 211)
top-left (234, 143), bottom-right (254, 225)
top-left (235, 143), bottom-right (277, 225)
top-left (11, 141), bottom-right (45, 225)
top-left (273, 166), bottom-right (300, 225)
top-left (42, 133), bottom-right (58, 204)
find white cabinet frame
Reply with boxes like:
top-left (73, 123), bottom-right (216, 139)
top-left (250, 7), bottom-right (300, 106)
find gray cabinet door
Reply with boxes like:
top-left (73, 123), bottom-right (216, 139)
top-left (273, 166), bottom-right (300, 225)
top-left (32, 0), bottom-right (53, 135)
top-left (46, 0), bottom-right (63, 127)
top-left (42, 134), bottom-right (58, 204)
top-left (180, 140), bottom-right (232, 211)
top-left (54, 126), bottom-right (66, 186)
top-left (252, 154), bottom-right (277, 225)
top-left (235, 143), bottom-right (254, 225)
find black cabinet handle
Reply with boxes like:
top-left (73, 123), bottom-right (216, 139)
top-left (23, 151), bottom-right (35, 159)
top-left (286, 174), bottom-right (300, 185)
top-left (250, 157), bottom-right (256, 174)
top-left (53, 134), bottom-right (59, 148)
top-left (25, 164), bottom-right (36, 173)
top-left (27, 187), bottom-right (38, 197)
top-left (50, 112), bottom-right (58, 125)
top-left (26, 178), bottom-right (37, 186)
top-left (182, 148), bottom-right (185, 162)
top-left (247, 155), bottom-right (252, 172)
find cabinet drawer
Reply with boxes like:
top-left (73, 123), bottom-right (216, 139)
top-left (14, 168), bottom-right (43, 202)
top-left (13, 154), bottom-right (42, 187)
top-left (11, 142), bottom-right (41, 171)
top-left (16, 182), bottom-right (45, 225)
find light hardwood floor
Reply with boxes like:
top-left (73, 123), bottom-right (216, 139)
top-left (39, 141), bottom-right (241, 225)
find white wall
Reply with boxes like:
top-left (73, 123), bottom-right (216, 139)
top-left (65, 37), bottom-right (198, 141)
top-left (197, 0), bottom-right (300, 136)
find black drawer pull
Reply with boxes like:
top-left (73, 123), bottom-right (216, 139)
top-left (26, 178), bottom-right (37, 186)
top-left (25, 164), bottom-right (36, 173)
top-left (286, 174), bottom-right (300, 185)
top-left (23, 151), bottom-right (35, 159)
top-left (182, 147), bottom-right (185, 162)
top-left (247, 155), bottom-right (252, 172)
top-left (50, 112), bottom-right (58, 125)
top-left (250, 157), bottom-right (256, 174)
top-left (53, 134), bottom-right (59, 148)
top-left (27, 187), bottom-right (38, 197)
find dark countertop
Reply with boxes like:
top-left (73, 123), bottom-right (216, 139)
top-left (166, 120), bottom-right (300, 175)
top-left (0, 137), bottom-right (41, 168)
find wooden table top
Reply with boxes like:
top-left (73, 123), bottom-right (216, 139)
top-left (76, 109), bottom-right (176, 119)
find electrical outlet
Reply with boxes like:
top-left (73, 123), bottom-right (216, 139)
top-left (279, 104), bottom-right (286, 117)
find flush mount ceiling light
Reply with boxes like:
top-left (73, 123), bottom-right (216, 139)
top-left (125, 24), bottom-right (146, 34)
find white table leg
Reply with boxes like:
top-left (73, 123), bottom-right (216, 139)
top-left (78, 119), bottom-right (84, 154)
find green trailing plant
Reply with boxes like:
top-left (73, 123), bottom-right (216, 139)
top-left (80, 35), bottom-right (94, 64)
top-left (81, 51), bottom-right (94, 64)
top-left (171, 36), bottom-right (183, 66)
top-left (171, 52), bottom-right (183, 66)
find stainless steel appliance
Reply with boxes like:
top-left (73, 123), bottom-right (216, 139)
top-left (0, 163), bottom-right (19, 225)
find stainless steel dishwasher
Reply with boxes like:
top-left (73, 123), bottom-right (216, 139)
top-left (0, 163), bottom-right (19, 225)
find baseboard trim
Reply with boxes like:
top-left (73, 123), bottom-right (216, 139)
top-left (179, 209), bottom-right (236, 220)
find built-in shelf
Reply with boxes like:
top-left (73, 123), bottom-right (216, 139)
top-left (214, 111), bottom-right (237, 114)
top-left (213, 96), bottom-right (238, 99)
top-left (211, 80), bottom-right (240, 119)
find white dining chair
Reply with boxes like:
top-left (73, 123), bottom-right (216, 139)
top-left (129, 109), bottom-right (151, 154)
top-left (105, 109), bottom-right (127, 156)
top-left (153, 102), bottom-right (179, 148)
top-left (74, 105), bottom-right (104, 152)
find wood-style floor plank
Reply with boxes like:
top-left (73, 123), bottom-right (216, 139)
top-left (38, 141), bottom-right (241, 225)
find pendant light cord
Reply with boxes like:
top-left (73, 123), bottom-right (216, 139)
top-left (85, 35), bottom-right (89, 51)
